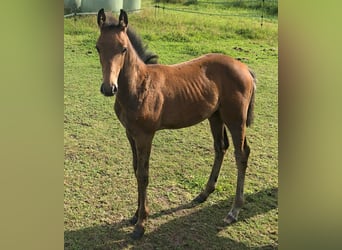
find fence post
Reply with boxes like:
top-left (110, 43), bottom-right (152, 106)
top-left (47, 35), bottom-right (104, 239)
top-left (261, 0), bottom-right (265, 27)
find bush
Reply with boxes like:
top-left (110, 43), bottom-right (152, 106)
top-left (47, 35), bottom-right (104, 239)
top-left (232, 0), bottom-right (278, 16)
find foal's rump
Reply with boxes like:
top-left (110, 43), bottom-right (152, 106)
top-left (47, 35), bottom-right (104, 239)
top-left (199, 53), bottom-right (256, 127)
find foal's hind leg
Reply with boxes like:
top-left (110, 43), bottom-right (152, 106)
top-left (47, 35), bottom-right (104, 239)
top-left (224, 124), bottom-right (250, 224)
top-left (194, 112), bottom-right (229, 203)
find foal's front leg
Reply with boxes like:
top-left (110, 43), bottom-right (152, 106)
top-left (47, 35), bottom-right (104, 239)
top-left (130, 133), bottom-right (154, 239)
top-left (126, 131), bottom-right (139, 225)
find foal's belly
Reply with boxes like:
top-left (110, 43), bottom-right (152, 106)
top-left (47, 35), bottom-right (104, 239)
top-left (160, 100), bottom-right (217, 129)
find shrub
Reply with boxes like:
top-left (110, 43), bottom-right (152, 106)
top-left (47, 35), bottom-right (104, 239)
top-left (155, 0), bottom-right (189, 4)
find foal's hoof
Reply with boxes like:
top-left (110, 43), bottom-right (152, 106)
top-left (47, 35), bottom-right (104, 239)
top-left (131, 226), bottom-right (145, 240)
top-left (130, 215), bottom-right (138, 225)
top-left (223, 212), bottom-right (238, 225)
top-left (193, 193), bottom-right (208, 203)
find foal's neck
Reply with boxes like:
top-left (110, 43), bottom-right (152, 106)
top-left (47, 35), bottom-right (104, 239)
top-left (118, 39), bottom-right (147, 95)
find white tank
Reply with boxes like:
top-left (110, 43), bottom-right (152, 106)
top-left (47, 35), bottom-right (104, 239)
top-left (81, 0), bottom-right (123, 13)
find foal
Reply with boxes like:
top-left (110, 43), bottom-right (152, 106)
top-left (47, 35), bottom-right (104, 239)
top-left (96, 9), bottom-right (256, 239)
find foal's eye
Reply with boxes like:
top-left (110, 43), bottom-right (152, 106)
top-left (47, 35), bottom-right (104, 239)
top-left (122, 47), bottom-right (127, 54)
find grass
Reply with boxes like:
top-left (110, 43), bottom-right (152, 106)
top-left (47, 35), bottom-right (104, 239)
top-left (64, 1), bottom-right (278, 249)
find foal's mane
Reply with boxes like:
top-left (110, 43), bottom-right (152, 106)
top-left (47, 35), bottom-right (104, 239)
top-left (102, 15), bottom-right (158, 64)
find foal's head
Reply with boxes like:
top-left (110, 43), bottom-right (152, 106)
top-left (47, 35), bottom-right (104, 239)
top-left (96, 9), bottom-right (129, 96)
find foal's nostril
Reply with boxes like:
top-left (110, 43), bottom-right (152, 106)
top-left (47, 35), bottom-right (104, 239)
top-left (100, 84), bottom-right (105, 94)
top-left (100, 83), bottom-right (115, 96)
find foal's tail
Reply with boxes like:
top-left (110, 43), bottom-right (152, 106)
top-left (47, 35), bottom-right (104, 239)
top-left (246, 69), bottom-right (257, 127)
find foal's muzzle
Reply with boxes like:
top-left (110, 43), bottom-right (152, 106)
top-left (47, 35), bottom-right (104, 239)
top-left (100, 83), bottom-right (118, 96)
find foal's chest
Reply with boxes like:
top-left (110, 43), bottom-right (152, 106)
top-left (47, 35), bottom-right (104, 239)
top-left (114, 94), bottom-right (162, 133)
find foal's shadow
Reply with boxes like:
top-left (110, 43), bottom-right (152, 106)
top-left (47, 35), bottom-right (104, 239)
top-left (65, 187), bottom-right (278, 249)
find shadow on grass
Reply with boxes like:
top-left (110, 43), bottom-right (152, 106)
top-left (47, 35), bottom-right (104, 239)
top-left (65, 187), bottom-right (277, 249)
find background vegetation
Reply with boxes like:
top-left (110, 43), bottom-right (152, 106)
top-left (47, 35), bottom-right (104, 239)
top-left (154, 0), bottom-right (278, 16)
top-left (64, 0), bottom-right (278, 248)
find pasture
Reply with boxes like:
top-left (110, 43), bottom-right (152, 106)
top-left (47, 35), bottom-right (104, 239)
top-left (64, 1), bottom-right (278, 249)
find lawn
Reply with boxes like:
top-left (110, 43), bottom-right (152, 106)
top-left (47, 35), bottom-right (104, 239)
top-left (64, 1), bottom-right (278, 249)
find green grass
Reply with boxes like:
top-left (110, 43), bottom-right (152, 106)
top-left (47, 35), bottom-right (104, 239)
top-left (64, 2), bottom-right (278, 249)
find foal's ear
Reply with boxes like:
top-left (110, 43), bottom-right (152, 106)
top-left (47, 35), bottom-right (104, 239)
top-left (118, 9), bottom-right (128, 28)
top-left (97, 8), bottom-right (106, 28)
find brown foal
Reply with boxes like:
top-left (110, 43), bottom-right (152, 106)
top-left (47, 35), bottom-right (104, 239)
top-left (96, 9), bottom-right (256, 239)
